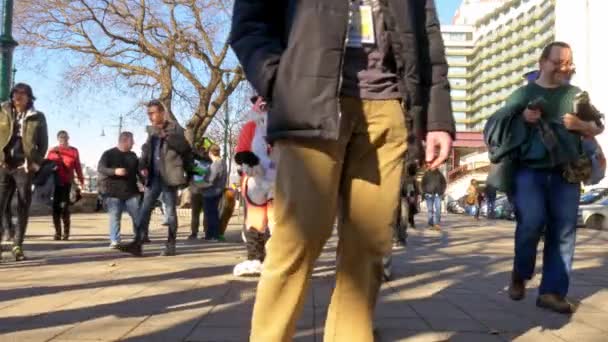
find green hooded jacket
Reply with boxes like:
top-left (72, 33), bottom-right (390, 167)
top-left (0, 101), bottom-right (49, 170)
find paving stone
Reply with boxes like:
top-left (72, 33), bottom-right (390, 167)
top-left (55, 316), bottom-right (147, 340)
top-left (0, 324), bottom-right (75, 342)
top-left (0, 213), bottom-right (605, 342)
top-left (426, 318), bottom-right (488, 332)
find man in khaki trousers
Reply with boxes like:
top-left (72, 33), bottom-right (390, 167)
top-left (230, 0), bottom-right (454, 340)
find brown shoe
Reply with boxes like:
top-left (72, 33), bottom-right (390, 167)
top-left (536, 294), bottom-right (577, 314)
top-left (430, 224), bottom-right (441, 231)
top-left (508, 271), bottom-right (526, 301)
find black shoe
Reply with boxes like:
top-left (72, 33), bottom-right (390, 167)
top-left (142, 236), bottom-right (151, 244)
top-left (187, 234), bottom-right (198, 240)
top-left (392, 238), bottom-right (406, 248)
top-left (53, 234), bottom-right (61, 241)
top-left (62, 235), bottom-right (69, 241)
top-left (382, 255), bottom-right (392, 282)
top-left (160, 243), bottom-right (176, 256)
top-left (12, 246), bottom-right (26, 261)
top-left (117, 242), bottom-right (143, 257)
top-left (536, 294), bottom-right (577, 314)
top-left (508, 271), bottom-right (526, 301)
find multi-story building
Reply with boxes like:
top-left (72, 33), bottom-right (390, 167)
top-left (444, 0), bottom-right (608, 190)
top-left (467, 0), bottom-right (555, 131)
top-left (452, 0), bottom-right (507, 25)
top-left (445, 0), bottom-right (556, 133)
top-left (442, 25), bottom-right (474, 133)
top-left (443, 0), bottom-right (556, 173)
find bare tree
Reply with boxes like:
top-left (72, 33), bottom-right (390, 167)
top-left (15, 0), bottom-right (245, 144)
top-left (205, 82), bottom-right (253, 178)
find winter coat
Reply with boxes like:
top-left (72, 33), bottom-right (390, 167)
top-left (229, 0), bottom-right (455, 166)
top-left (140, 121), bottom-right (192, 187)
top-left (0, 101), bottom-right (48, 171)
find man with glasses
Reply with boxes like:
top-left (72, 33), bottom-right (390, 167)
top-left (500, 42), bottom-right (603, 314)
top-left (0, 83), bottom-right (48, 261)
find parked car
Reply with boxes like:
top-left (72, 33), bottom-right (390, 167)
top-left (579, 195), bottom-right (608, 230)
top-left (580, 188), bottom-right (608, 205)
top-left (478, 195), bottom-right (515, 220)
top-left (454, 191), bottom-right (512, 221)
top-left (447, 195), bottom-right (466, 214)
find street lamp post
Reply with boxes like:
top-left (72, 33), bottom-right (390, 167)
top-left (0, 0), bottom-right (17, 101)
top-left (223, 73), bottom-right (230, 161)
top-left (100, 114), bottom-right (124, 138)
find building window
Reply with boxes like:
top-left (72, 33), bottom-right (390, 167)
top-left (451, 89), bottom-right (467, 98)
top-left (450, 78), bottom-right (467, 86)
top-left (443, 32), bottom-right (470, 42)
top-left (447, 55), bottom-right (467, 64)
top-left (456, 124), bottom-right (467, 132)
top-left (453, 101), bottom-right (466, 108)
top-left (449, 67), bottom-right (467, 75)
top-left (453, 112), bottom-right (467, 120)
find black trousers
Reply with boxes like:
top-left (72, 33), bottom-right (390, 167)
top-left (190, 192), bottom-right (203, 235)
top-left (394, 196), bottom-right (416, 242)
top-left (0, 168), bottom-right (32, 247)
top-left (53, 184), bottom-right (72, 236)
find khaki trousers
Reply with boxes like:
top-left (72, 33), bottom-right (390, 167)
top-left (251, 97), bottom-right (407, 342)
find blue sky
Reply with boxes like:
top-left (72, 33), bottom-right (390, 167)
top-left (14, 1), bottom-right (462, 169)
top-left (438, 0), bottom-right (463, 24)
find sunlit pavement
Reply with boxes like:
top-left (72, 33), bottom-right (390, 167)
top-left (1, 212), bottom-right (607, 341)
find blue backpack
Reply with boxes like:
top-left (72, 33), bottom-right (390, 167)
top-left (582, 138), bottom-right (606, 185)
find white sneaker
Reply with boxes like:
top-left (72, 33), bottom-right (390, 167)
top-left (247, 259), bottom-right (263, 275)
top-left (109, 241), bottom-right (120, 249)
top-left (233, 259), bottom-right (263, 277)
top-left (233, 260), bottom-right (252, 276)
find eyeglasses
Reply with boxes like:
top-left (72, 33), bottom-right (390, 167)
top-left (546, 59), bottom-right (574, 69)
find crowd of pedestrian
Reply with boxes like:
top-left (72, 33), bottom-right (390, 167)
top-left (0, 1), bottom-right (602, 339)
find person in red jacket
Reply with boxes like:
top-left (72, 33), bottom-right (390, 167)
top-left (46, 130), bottom-right (84, 240)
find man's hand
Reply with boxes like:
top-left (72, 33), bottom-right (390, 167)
top-left (29, 163), bottom-right (40, 173)
top-left (523, 108), bottom-right (542, 124)
top-left (140, 169), bottom-right (149, 177)
top-left (425, 131), bottom-right (453, 170)
top-left (115, 168), bottom-right (128, 176)
top-left (563, 114), bottom-right (603, 137)
top-left (563, 113), bottom-right (585, 131)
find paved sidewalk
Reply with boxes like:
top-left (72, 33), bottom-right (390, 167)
top-left (0, 213), bottom-right (607, 342)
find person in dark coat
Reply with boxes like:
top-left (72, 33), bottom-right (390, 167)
top-left (117, 100), bottom-right (191, 257)
top-left (230, 0), bottom-right (455, 340)
top-left (421, 168), bottom-right (447, 230)
top-left (393, 162), bottom-right (420, 246)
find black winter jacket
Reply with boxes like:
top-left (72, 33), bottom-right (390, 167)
top-left (421, 169), bottom-right (446, 196)
top-left (230, 0), bottom-right (455, 152)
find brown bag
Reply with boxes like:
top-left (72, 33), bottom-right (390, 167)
top-left (563, 155), bottom-right (592, 184)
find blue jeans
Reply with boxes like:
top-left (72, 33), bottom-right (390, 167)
top-left (202, 194), bottom-right (222, 239)
top-left (106, 196), bottom-right (140, 243)
top-left (135, 177), bottom-right (178, 244)
top-left (425, 193), bottom-right (442, 226)
top-left (513, 167), bottom-right (579, 297)
top-left (486, 193), bottom-right (496, 219)
top-left (160, 195), bottom-right (170, 225)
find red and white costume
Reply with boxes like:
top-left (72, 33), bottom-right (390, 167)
top-left (233, 99), bottom-right (275, 276)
